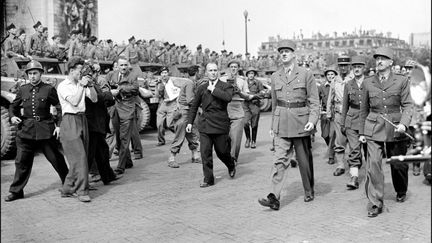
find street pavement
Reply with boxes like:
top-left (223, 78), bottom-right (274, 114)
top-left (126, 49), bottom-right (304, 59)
top-left (1, 112), bottom-right (431, 243)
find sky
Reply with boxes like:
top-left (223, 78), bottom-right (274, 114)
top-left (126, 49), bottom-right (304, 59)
top-left (98, 0), bottom-right (431, 56)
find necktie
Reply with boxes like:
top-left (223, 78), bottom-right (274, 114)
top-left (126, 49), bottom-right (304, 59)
top-left (380, 76), bottom-right (385, 83)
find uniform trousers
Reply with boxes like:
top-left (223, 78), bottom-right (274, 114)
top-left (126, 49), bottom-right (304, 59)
top-left (320, 115), bottom-right (335, 160)
top-left (243, 101), bottom-right (261, 142)
top-left (130, 107), bottom-right (143, 156)
top-left (112, 109), bottom-right (135, 171)
top-left (332, 112), bottom-right (347, 168)
top-left (345, 128), bottom-right (367, 168)
top-left (228, 100), bottom-right (245, 161)
top-left (88, 131), bottom-right (117, 184)
top-left (156, 100), bottom-right (176, 144)
top-left (271, 136), bottom-right (314, 198)
top-left (200, 133), bottom-right (235, 184)
top-left (60, 113), bottom-right (89, 196)
top-left (9, 136), bottom-right (69, 194)
top-left (170, 109), bottom-right (199, 154)
top-left (365, 140), bottom-right (409, 208)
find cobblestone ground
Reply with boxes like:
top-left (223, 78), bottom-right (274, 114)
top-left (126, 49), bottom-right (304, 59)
top-left (1, 113), bottom-right (431, 243)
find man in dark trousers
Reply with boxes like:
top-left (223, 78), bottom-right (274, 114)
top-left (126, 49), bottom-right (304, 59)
top-left (5, 60), bottom-right (69, 202)
top-left (105, 56), bottom-right (141, 174)
top-left (359, 47), bottom-right (413, 217)
top-left (85, 63), bottom-right (122, 185)
top-left (258, 40), bottom-right (319, 210)
top-left (186, 62), bottom-right (236, 187)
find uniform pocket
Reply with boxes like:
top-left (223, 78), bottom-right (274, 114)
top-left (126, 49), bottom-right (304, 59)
top-left (272, 108), bottom-right (281, 134)
top-left (364, 113), bottom-right (377, 136)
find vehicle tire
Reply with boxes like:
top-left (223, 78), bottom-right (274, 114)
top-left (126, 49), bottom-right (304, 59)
top-left (264, 99), bottom-right (272, 111)
top-left (260, 98), bottom-right (269, 111)
top-left (1, 106), bottom-right (17, 159)
top-left (137, 98), bottom-right (151, 131)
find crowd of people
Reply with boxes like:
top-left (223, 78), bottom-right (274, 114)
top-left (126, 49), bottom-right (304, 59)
top-left (2, 21), bottom-right (431, 219)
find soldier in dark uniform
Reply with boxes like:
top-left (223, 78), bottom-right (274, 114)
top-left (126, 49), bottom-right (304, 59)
top-left (258, 40), bottom-right (319, 210)
top-left (4, 60), bottom-right (69, 202)
top-left (340, 56), bottom-right (368, 189)
top-left (243, 67), bottom-right (264, 149)
top-left (359, 47), bottom-right (413, 217)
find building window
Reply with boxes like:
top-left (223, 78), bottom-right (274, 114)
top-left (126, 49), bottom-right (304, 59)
top-left (349, 40), bottom-right (354, 46)
top-left (325, 41), bottom-right (330, 47)
top-left (367, 39), bottom-right (372, 45)
top-left (335, 41), bottom-right (339, 47)
top-left (342, 40), bottom-right (347, 46)
top-left (359, 39), bottom-right (364, 45)
top-left (317, 42), bottom-right (322, 47)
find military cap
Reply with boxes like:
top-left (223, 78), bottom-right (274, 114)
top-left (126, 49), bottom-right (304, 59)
top-left (229, 51), bottom-right (233, 55)
top-left (33, 21), bottom-right (42, 29)
top-left (277, 40), bottom-right (296, 52)
top-left (227, 59), bottom-right (241, 67)
top-left (149, 39), bottom-right (155, 43)
top-left (180, 45), bottom-right (186, 49)
top-left (18, 29), bottom-right (25, 36)
top-left (245, 67), bottom-right (258, 76)
top-left (163, 41), bottom-right (169, 46)
top-left (67, 56), bottom-right (84, 70)
top-left (221, 50), bottom-right (227, 53)
top-left (128, 36), bottom-right (135, 42)
top-left (373, 47), bottom-right (394, 60)
top-left (245, 52), bottom-right (250, 56)
top-left (51, 34), bottom-right (61, 40)
top-left (89, 36), bottom-right (97, 43)
top-left (107, 39), bottom-right (113, 43)
top-left (6, 23), bottom-right (16, 31)
top-left (197, 44), bottom-right (202, 50)
top-left (159, 66), bottom-right (169, 74)
top-left (170, 43), bottom-right (175, 47)
top-left (337, 55), bottom-right (351, 64)
top-left (324, 65), bottom-right (338, 76)
top-left (136, 40), bottom-right (142, 45)
top-left (350, 56), bottom-right (366, 65)
top-left (404, 60), bottom-right (415, 68)
top-left (42, 27), bottom-right (48, 32)
top-left (25, 60), bottom-right (44, 73)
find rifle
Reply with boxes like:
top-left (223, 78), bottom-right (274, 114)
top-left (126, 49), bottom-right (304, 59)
top-left (57, 47), bottom-right (70, 61)
top-left (111, 46), bottom-right (127, 65)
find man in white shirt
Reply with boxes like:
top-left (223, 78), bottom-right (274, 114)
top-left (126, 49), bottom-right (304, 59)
top-left (57, 57), bottom-right (98, 202)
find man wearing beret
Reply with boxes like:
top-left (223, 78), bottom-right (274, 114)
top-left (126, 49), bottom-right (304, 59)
top-left (27, 21), bottom-right (46, 57)
top-left (258, 40), bottom-right (319, 210)
top-left (125, 36), bottom-right (142, 76)
top-left (340, 56), bottom-right (368, 189)
top-left (193, 44), bottom-right (205, 66)
top-left (218, 50), bottom-right (229, 71)
top-left (359, 47), bottom-right (413, 217)
top-left (3, 23), bottom-right (27, 58)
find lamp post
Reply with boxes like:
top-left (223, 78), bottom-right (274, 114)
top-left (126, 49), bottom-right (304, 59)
top-left (243, 10), bottom-right (248, 55)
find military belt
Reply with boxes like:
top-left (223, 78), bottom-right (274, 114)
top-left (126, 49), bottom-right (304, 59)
top-left (23, 115), bottom-right (51, 121)
top-left (277, 100), bottom-right (306, 108)
top-left (349, 104), bottom-right (360, 109)
top-left (371, 107), bottom-right (400, 113)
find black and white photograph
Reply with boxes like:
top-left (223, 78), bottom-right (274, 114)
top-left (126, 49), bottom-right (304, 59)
top-left (1, 0), bottom-right (431, 242)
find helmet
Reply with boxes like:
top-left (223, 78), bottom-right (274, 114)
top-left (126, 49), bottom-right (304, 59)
top-left (25, 60), bottom-right (44, 73)
top-left (245, 67), bottom-right (258, 76)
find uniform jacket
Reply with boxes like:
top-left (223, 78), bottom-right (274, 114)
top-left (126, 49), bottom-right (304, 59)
top-left (340, 78), bottom-right (363, 130)
top-left (105, 70), bottom-right (140, 120)
top-left (4, 35), bottom-right (25, 57)
top-left (318, 82), bottom-right (331, 112)
top-left (270, 64), bottom-right (320, 138)
top-left (187, 79), bottom-right (233, 134)
top-left (9, 82), bottom-right (61, 140)
top-left (27, 33), bottom-right (45, 56)
top-left (85, 78), bottom-right (115, 134)
top-left (359, 72), bottom-right (413, 142)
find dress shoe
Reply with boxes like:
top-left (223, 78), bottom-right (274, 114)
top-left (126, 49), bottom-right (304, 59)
top-left (89, 174), bottom-right (101, 183)
top-left (251, 141), bottom-right (256, 149)
top-left (304, 195), bottom-right (314, 202)
top-left (168, 161), bottom-right (180, 168)
top-left (245, 139), bottom-right (250, 148)
top-left (58, 189), bottom-right (76, 198)
top-left (413, 166), bottom-right (421, 176)
top-left (290, 159), bottom-right (298, 168)
top-left (4, 192), bottom-right (24, 202)
top-left (125, 163), bottom-right (134, 169)
top-left (333, 168), bottom-right (345, 176)
top-left (327, 158), bottom-right (335, 165)
top-left (78, 195), bottom-right (91, 202)
top-left (104, 173), bottom-right (123, 185)
top-left (88, 185), bottom-right (98, 191)
top-left (367, 205), bottom-right (383, 217)
top-left (199, 181), bottom-right (214, 188)
top-left (396, 193), bottom-right (407, 202)
top-left (346, 176), bottom-right (359, 190)
top-left (258, 193), bottom-right (280, 210)
top-left (156, 142), bottom-right (165, 146)
top-left (229, 167), bottom-right (236, 178)
top-left (134, 154), bottom-right (143, 160)
top-left (114, 168), bottom-right (124, 175)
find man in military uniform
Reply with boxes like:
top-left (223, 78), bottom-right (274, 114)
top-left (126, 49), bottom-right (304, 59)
top-left (340, 56), bottom-right (368, 189)
top-left (327, 57), bottom-right (351, 176)
top-left (258, 40), bottom-right (319, 210)
top-left (4, 60), bottom-right (69, 202)
top-left (27, 21), bottom-right (46, 57)
top-left (193, 44), bottom-right (205, 66)
top-left (243, 67), bottom-right (264, 149)
top-left (359, 47), bottom-right (413, 217)
top-left (125, 36), bottom-right (142, 76)
top-left (218, 50), bottom-right (229, 72)
top-left (3, 23), bottom-right (26, 58)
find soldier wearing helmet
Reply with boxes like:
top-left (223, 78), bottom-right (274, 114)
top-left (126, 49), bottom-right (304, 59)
top-left (4, 60), bottom-right (69, 202)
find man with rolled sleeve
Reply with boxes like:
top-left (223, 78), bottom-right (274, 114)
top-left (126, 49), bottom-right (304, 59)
top-left (57, 57), bottom-right (98, 202)
top-left (258, 40), bottom-right (319, 210)
top-left (4, 61), bottom-right (69, 202)
top-left (359, 47), bottom-right (413, 217)
top-left (340, 56), bottom-right (368, 189)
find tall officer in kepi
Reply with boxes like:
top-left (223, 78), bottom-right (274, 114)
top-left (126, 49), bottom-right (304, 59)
top-left (5, 60), bottom-right (69, 202)
top-left (359, 47), bottom-right (413, 217)
top-left (340, 56), bottom-right (368, 189)
top-left (258, 40), bottom-right (319, 210)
